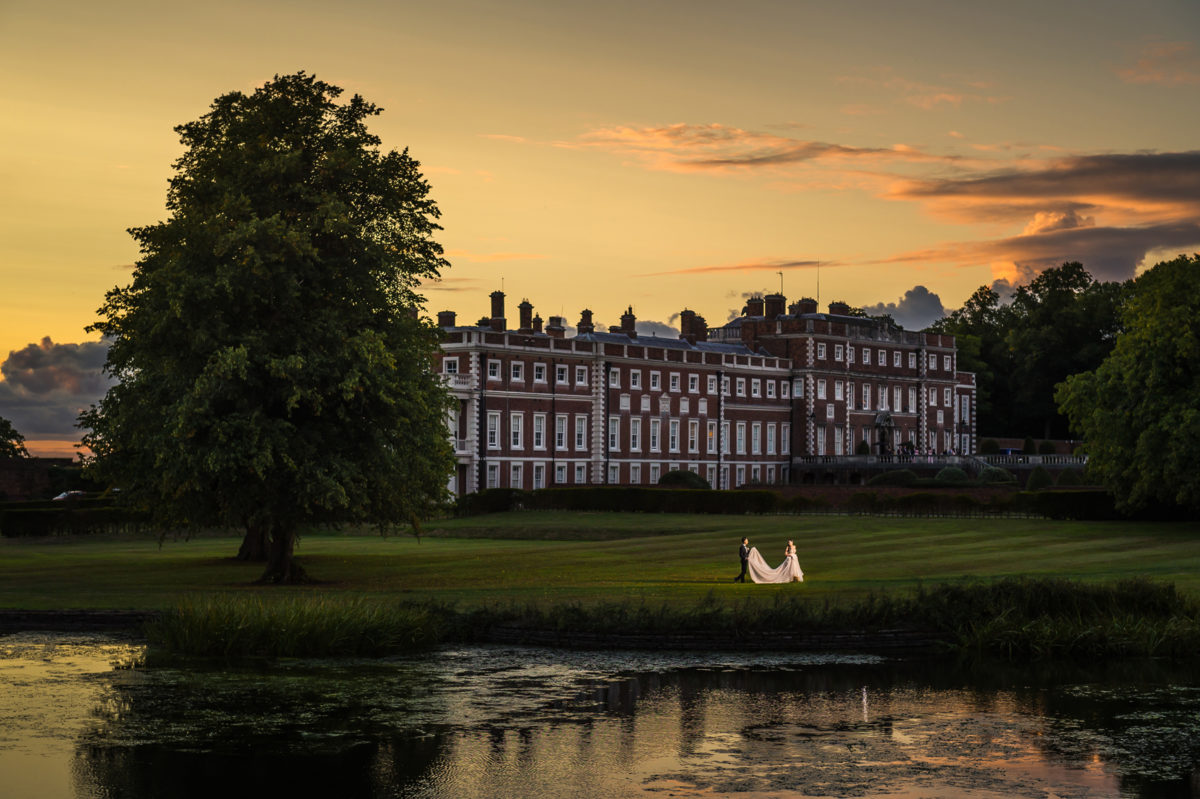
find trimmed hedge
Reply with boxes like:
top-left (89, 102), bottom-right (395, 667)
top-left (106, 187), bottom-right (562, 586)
top-left (1026, 465), bottom-right (1054, 491)
top-left (457, 487), bottom-right (781, 516)
top-left (866, 469), bottom-right (918, 486)
top-left (0, 499), bottom-right (149, 537)
top-left (934, 466), bottom-right (969, 485)
top-left (979, 465), bottom-right (1016, 484)
top-left (657, 469), bottom-right (711, 489)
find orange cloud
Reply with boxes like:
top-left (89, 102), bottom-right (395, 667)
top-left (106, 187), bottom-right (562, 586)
top-left (1117, 40), bottom-right (1200, 86)
top-left (647, 258), bottom-right (835, 277)
top-left (837, 68), bottom-right (1006, 110)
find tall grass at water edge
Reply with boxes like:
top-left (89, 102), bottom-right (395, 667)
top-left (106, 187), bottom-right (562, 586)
top-left (146, 577), bottom-right (1200, 661)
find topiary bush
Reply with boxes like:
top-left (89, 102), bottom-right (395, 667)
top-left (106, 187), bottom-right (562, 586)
top-left (1056, 468), bottom-right (1084, 486)
top-left (855, 439), bottom-right (871, 455)
top-left (979, 465), bottom-right (1016, 484)
top-left (1022, 437), bottom-right (1038, 455)
top-left (1025, 465), bottom-right (1053, 491)
top-left (657, 469), bottom-right (710, 489)
top-left (935, 466), bottom-right (969, 485)
top-left (1038, 440), bottom-right (1058, 455)
top-left (866, 469), bottom-right (918, 486)
top-left (979, 439), bottom-right (1000, 454)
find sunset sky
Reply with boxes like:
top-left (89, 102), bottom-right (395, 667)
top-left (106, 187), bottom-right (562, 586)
top-left (2, 0), bottom-right (1199, 456)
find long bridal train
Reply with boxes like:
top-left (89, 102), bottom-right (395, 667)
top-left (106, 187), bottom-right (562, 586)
top-left (746, 547), bottom-right (804, 584)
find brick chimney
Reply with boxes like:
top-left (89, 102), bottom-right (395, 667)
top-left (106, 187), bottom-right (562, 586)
top-left (437, 310), bottom-right (457, 327)
top-left (679, 309), bottom-right (697, 343)
top-left (546, 315), bottom-right (567, 338)
top-left (532, 314), bottom-right (543, 334)
top-left (764, 293), bottom-right (786, 318)
top-left (489, 290), bottom-right (506, 332)
top-left (828, 300), bottom-right (850, 316)
top-left (746, 296), bottom-right (765, 317)
top-left (518, 299), bottom-right (533, 333)
top-left (619, 306), bottom-right (637, 338)
top-left (577, 309), bottom-right (595, 334)
top-left (693, 314), bottom-right (708, 342)
top-left (795, 297), bottom-right (818, 315)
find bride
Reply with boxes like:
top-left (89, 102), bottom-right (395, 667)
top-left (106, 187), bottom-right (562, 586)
top-left (746, 539), bottom-right (804, 584)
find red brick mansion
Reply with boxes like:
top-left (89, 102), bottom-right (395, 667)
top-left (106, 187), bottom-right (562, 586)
top-left (436, 292), bottom-right (976, 496)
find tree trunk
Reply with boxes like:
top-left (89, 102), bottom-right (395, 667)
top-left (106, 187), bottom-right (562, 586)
top-left (236, 521), bottom-right (269, 561)
top-left (256, 522), bottom-right (309, 584)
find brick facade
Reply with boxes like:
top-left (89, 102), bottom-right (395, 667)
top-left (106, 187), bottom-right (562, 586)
top-left (437, 293), bottom-right (976, 497)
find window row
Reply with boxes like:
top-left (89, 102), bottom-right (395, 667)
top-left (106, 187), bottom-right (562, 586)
top-left (485, 461), bottom-right (783, 489)
top-left (813, 344), bottom-right (954, 373)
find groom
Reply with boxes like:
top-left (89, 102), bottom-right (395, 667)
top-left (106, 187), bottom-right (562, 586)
top-left (734, 537), bottom-right (750, 583)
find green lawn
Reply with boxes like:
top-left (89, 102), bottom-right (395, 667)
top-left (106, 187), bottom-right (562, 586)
top-left (1, 512), bottom-right (1197, 610)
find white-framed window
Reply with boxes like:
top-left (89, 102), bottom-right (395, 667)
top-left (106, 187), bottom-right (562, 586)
top-left (736, 422), bottom-right (747, 454)
top-left (608, 464), bottom-right (619, 484)
top-left (608, 416), bottom-right (619, 450)
top-left (944, 355), bottom-right (952, 371)
top-left (879, 385), bottom-right (888, 410)
top-left (766, 465), bottom-right (775, 484)
top-left (533, 463), bottom-right (545, 489)
top-left (650, 464), bottom-right (661, 483)
top-left (960, 397), bottom-right (971, 421)
top-left (631, 463), bottom-right (642, 484)
top-left (929, 387), bottom-right (938, 406)
top-left (817, 342), bottom-right (827, 359)
top-left (862, 383), bottom-right (872, 410)
top-left (766, 380), bottom-right (776, 399)
top-left (736, 378), bottom-right (746, 397)
top-left (650, 418), bottom-right (661, 452)
top-left (781, 423), bottom-right (790, 454)
top-left (707, 421), bottom-right (718, 453)
top-left (609, 367), bottom-right (620, 388)
top-left (670, 373), bottom-right (681, 392)
top-left (863, 347), bottom-right (871, 365)
top-left (510, 463), bottom-right (522, 488)
top-left (751, 465), bottom-right (761, 483)
top-left (834, 426), bottom-right (844, 456)
top-left (669, 419), bottom-right (680, 452)
top-left (909, 387), bottom-right (917, 412)
top-left (848, 347), bottom-right (856, 364)
top-left (817, 379), bottom-right (827, 400)
top-left (705, 465), bottom-right (714, 487)
top-left (533, 413), bottom-right (546, 449)
top-left (908, 352), bottom-right (916, 369)
top-left (826, 403), bottom-right (835, 420)
top-left (487, 412), bottom-right (500, 449)
top-left (556, 414), bottom-right (567, 449)
top-left (640, 395), bottom-right (650, 412)
top-left (929, 353), bottom-right (937, 370)
top-left (751, 422), bottom-right (762, 455)
top-left (816, 425), bottom-right (826, 456)
top-left (510, 413), bottom-right (523, 448)
top-left (767, 422), bottom-right (777, 455)
top-left (443, 357), bottom-right (459, 374)
top-left (619, 393), bottom-right (631, 411)
top-left (782, 381), bottom-right (790, 399)
top-left (650, 371), bottom-right (661, 391)
top-left (630, 417), bottom-right (642, 450)
top-left (751, 379), bottom-right (761, 398)
top-left (699, 397), bottom-right (708, 415)
top-left (576, 365), bottom-right (588, 385)
top-left (488, 360), bottom-right (501, 379)
top-left (555, 463), bottom-right (567, 484)
top-left (944, 387), bottom-right (952, 406)
top-left (534, 363), bottom-right (546, 383)
top-left (894, 386), bottom-right (902, 412)
top-left (893, 351), bottom-right (901, 368)
top-left (688, 419), bottom-right (699, 452)
top-left (722, 422), bottom-right (731, 455)
top-left (834, 344), bottom-right (844, 361)
top-left (680, 397), bottom-right (690, 414)
top-left (937, 410), bottom-right (945, 424)
top-left (487, 463), bottom-right (499, 488)
top-left (556, 364), bottom-right (568, 384)
top-left (688, 374), bottom-right (699, 392)
top-left (575, 463), bottom-right (586, 484)
top-left (847, 382), bottom-right (855, 410)
top-left (575, 415), bottom-right (587, 449)
top-left (511, 362), bottom-right (524, 381)
top-left (707, 375), bottom-right (717, 393)
top-left (834, 380), bottom-right (844, 401)
top-left (736, 465), bottom-right (746, 486)
top-left (877, 349), bottom-right (885, 365)
top-left (722, 376), bottom-right (730, 395)
top-left (631, 370), bottom-right (642, 389)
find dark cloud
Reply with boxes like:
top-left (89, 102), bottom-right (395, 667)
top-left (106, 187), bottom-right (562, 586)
top-left (635, 320), bottom-right (681, 339)
top-left (0, 337), bottom-right (112, 440)
top-left (652, 259), bottom-right (830, 277)
top-left (860, 286), bottom-right (947, 330)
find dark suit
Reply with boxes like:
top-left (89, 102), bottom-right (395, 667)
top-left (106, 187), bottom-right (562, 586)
top-left (735, 543), bottom-right (750, 582)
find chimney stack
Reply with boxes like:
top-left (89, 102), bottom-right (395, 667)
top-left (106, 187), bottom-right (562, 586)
top-left (546, 315), bottom-right (567, 338)
top-left (489, 290), bottom-right (506, 332)
top-left (746, 296), bottom-right (765, 317)
top-left (764, 293), bottom-right (786, 318)
top-left (518, 299), bottom-right (533, 333)
top-left (828, 300), bottom-right (850, 316)
top-left (577, 309), bottom-right (595, 335)
top-left (693, 315), bottom-right (708, 342)
top-left (679, 309), bottom-right (697, 343)
top-left (619, 306), bottom-right (637, 338)
top-left (437, 310), bottom-right (457, 328)
top-left (532, 314), bottom-right (543, 334)
top-left (795, 297), bottom-right (818, 315)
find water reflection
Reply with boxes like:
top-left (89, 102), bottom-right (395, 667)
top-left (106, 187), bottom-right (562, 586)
top-left (2, 634), bottom-right (1199, 798)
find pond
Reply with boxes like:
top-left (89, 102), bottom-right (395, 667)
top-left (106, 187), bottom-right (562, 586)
top-left (2, 632), bottom-right (1199, 798)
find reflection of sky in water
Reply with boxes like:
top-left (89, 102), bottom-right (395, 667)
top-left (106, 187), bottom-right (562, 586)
top-left (1, 633), bottom-right (1199, 798)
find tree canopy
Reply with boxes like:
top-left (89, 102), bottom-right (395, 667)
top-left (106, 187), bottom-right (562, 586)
top-left (1056, 254), bottom-right (1200, 512)
top-left (0, 415), bottom-right (29, 459)
top-left (81, 72), bottom-right (455, 582)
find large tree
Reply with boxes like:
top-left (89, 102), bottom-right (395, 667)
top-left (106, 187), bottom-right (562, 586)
top-left (81, 72), bottom-right (455, 582)
top-left (1056, 254), bottom-right (1200, 512)
top-left (0, 415), bottom-right (29, 459)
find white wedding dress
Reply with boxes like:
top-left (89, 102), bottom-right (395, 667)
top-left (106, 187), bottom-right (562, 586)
top-left (746, 547), bottom-right (804, 584)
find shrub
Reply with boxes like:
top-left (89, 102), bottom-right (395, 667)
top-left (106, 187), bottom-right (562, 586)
top-left (1056, 469), bottom-right (1083, 486)
top-left (1038, 440), bottom-right (1057, 455)
top-left (1022, 489), bottom-right (1119, 520)
top-left (979, 439), bottom-right (1000, 455)
top-left (1025, 465), bottom-right (1053, 491)
top-left (978, 465), bottom-right (1015, 484)
top-left (935, 466), bottom-right (969, 485)
top-left (855, 439), bottom-right (871, 455)
top-left (866, 469), bottom-right (917, 486)
top-left (657, 469), bottom-right (710, 489)
top-left (1022, 437), bottom-right (1037, 455)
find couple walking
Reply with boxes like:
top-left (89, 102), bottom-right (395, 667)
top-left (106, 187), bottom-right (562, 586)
top-left (734, 537), bottom-right (804, 584)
